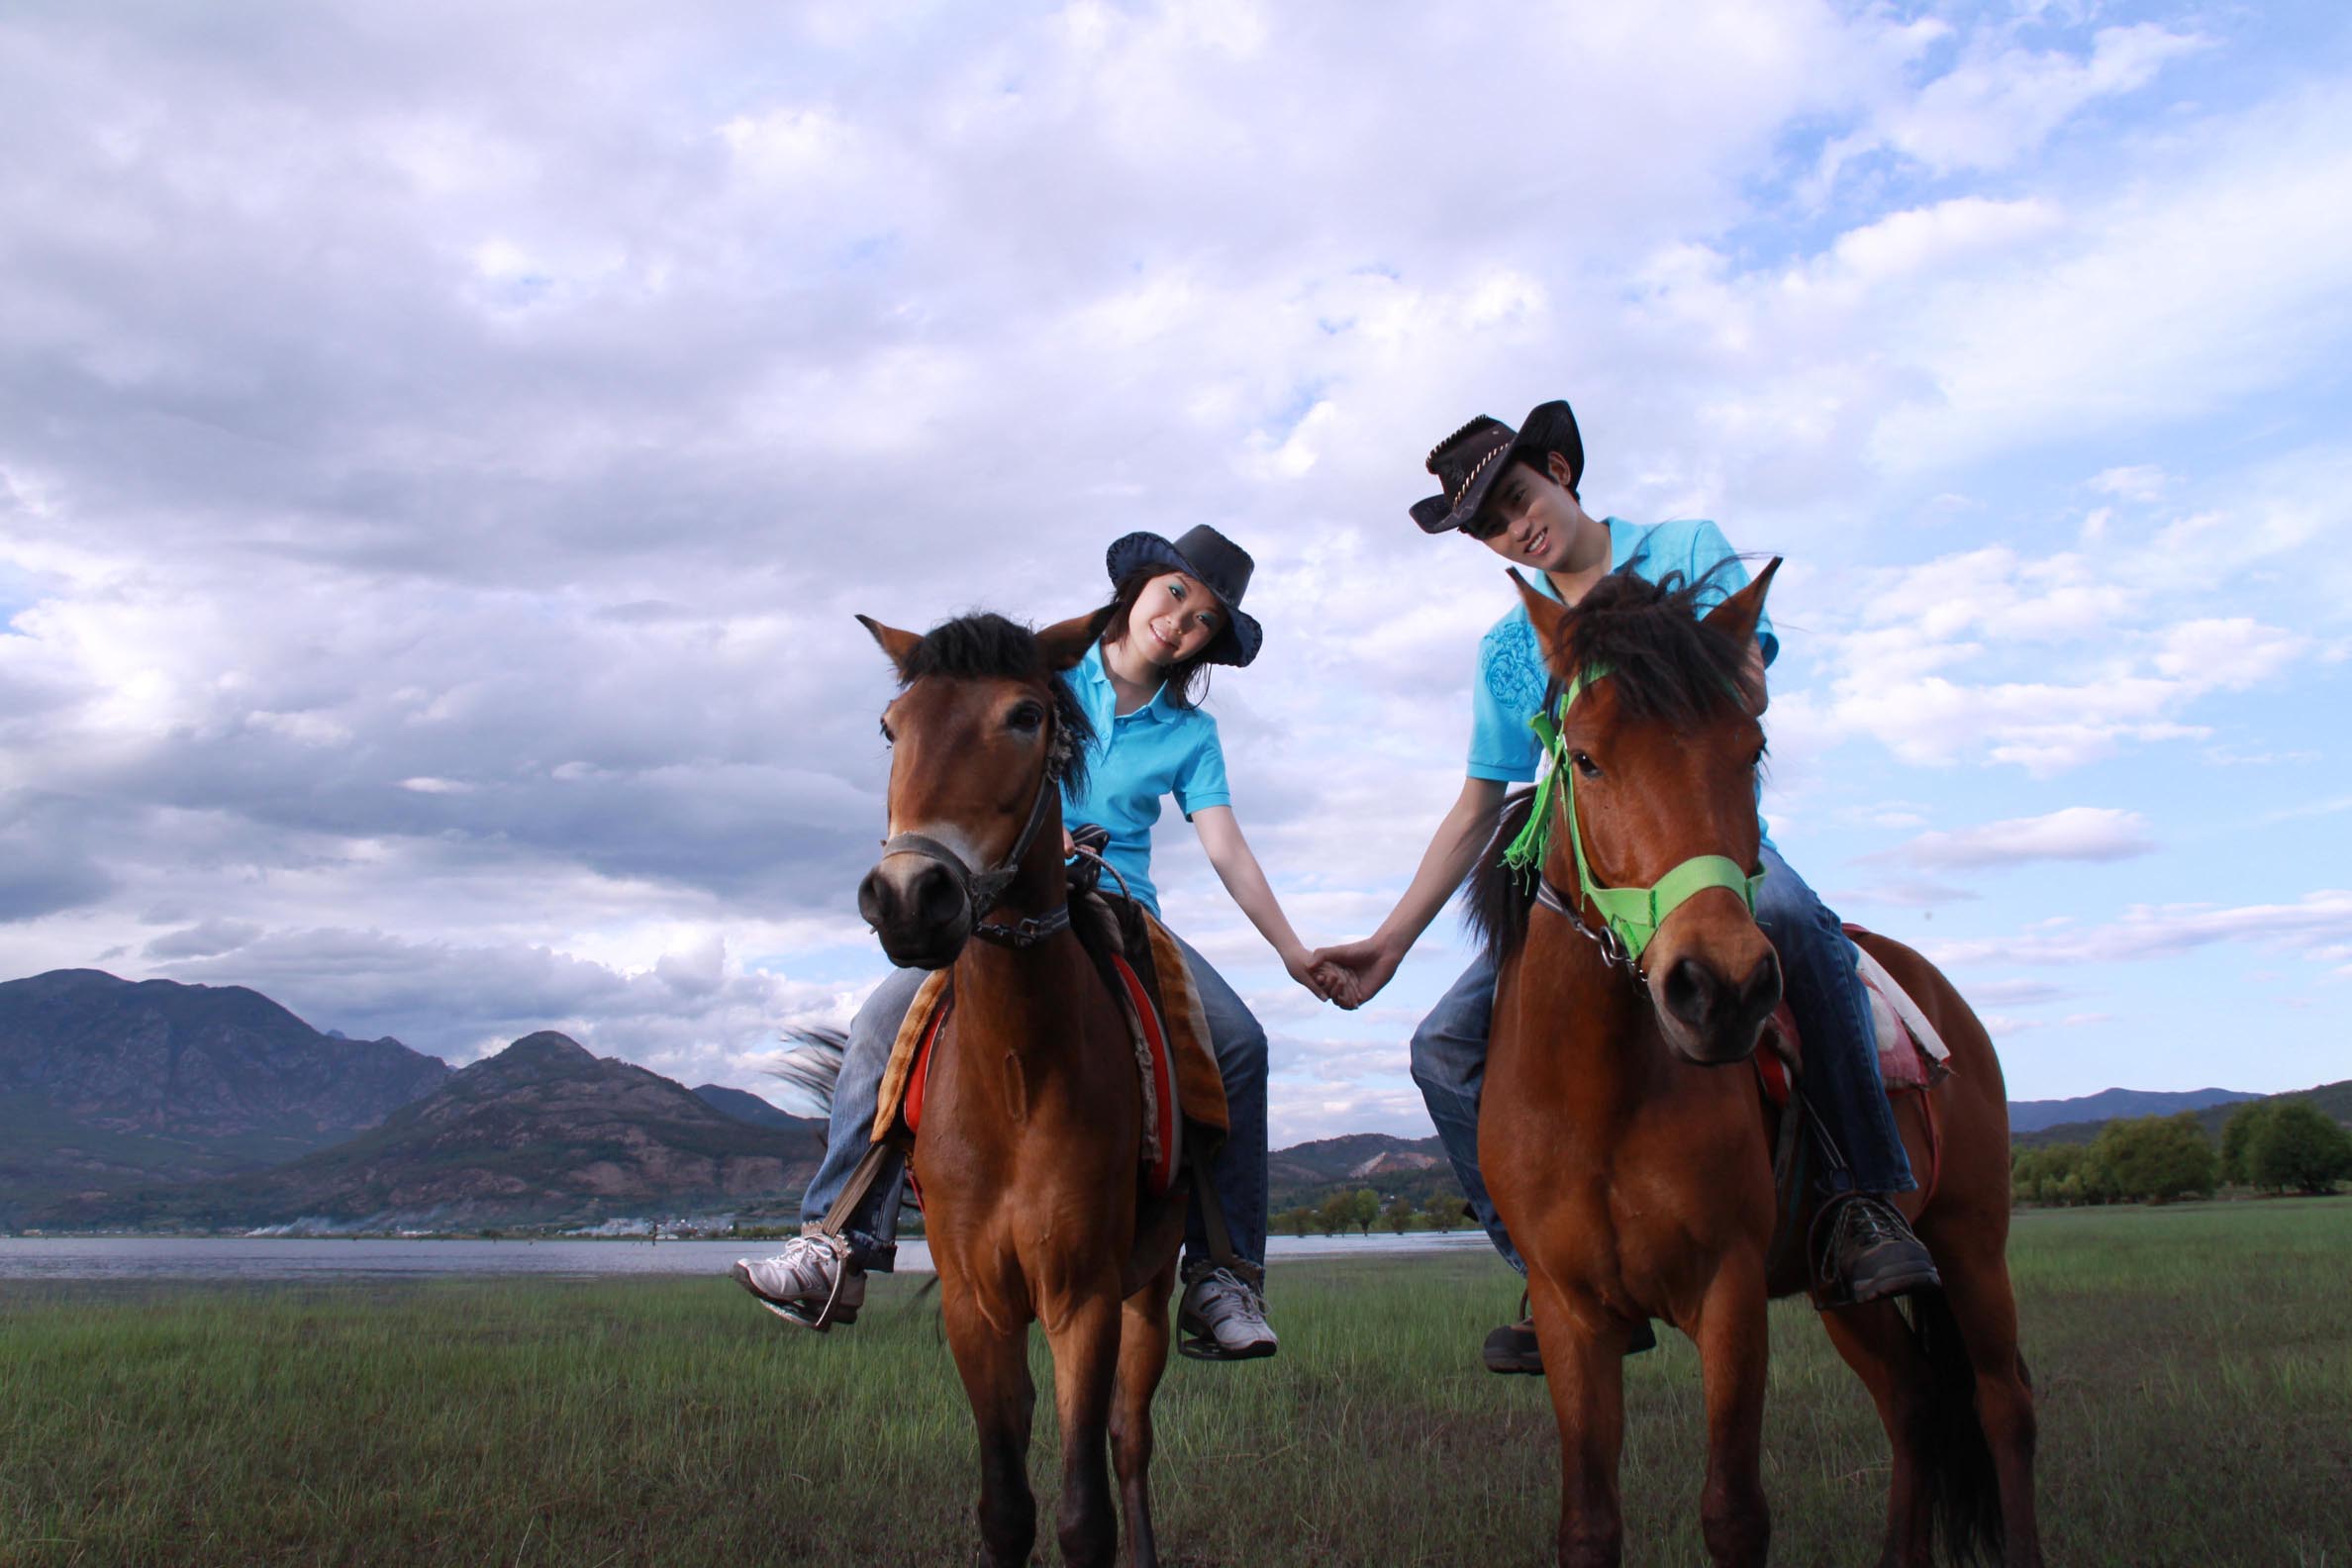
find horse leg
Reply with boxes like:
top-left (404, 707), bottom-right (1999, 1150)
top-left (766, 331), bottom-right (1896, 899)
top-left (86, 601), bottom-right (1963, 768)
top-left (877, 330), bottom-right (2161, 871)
top-left (1529, 1276), bottom-right (1627, 1568)
top-left (1818, 1301), bottom-right (1933, 1568)
top-left (1930, 1242), bottom-right (2043, 1566)
top-left (1043, 1286), bottom-right (1126, 1568)
top-left (941, 1289), bottom-right (1038, 1568)
top-left (1111, 1257), bottom-right (1178, 1568)
top-left (1692, 1258), bottom-right (1772, 1568)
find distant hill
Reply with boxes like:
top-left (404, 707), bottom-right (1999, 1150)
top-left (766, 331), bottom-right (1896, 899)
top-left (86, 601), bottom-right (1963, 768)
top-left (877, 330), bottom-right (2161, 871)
top-left (693, 1083), bottom-right (818, 1134)
top-left (2008, 1086), bottom-right (2259, 1133)
top-left (1267, 1131), bottom-right (1456, 1213)
top-left (0, 969), bottom-right (450, 1217)
top-left (38, 1032), bottom-right (825, 1231)
top-left (2013, 1079), bottom-right (2352, 1150)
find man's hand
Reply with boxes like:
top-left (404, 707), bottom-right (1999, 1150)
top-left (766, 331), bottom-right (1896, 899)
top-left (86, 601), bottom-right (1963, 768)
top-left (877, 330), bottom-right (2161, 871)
top-left (1312, 935), bottom-right (1404, 1012)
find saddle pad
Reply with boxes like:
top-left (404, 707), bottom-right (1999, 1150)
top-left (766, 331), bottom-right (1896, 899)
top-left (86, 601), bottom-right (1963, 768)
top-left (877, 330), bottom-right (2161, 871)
top-left (873, 968), bottom-right (955, 1145)
top-left (1754, 931), bottom-right (1951, 1106)
top-left (864, 914), bottom-right (1227, 1169)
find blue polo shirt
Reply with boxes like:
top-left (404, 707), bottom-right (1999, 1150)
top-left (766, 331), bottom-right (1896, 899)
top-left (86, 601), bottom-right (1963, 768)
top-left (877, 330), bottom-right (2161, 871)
top-left (1059, 642), bottom-right (1230, 917)
top-left (1468, 518), bottom-right (1779, 833)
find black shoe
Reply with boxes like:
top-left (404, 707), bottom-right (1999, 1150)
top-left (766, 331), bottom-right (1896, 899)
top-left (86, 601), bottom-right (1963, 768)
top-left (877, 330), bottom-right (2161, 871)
top-left (1815, 1193), bottom-right (1940, 1306)
top-left (1481, 1303), bottom-right (1656, 1374)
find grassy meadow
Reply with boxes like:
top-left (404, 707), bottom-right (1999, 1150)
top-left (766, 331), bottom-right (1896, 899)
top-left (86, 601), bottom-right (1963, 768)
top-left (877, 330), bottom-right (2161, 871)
top-left (3, 1199), bottom-right (2348, 1567)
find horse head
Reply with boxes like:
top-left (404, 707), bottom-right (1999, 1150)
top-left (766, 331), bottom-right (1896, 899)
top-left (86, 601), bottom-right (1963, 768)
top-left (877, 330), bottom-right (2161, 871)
top-left (1513, 559), bottom-right (1785, 1066)
top-left (853, 606), bottom-right (1111, 969)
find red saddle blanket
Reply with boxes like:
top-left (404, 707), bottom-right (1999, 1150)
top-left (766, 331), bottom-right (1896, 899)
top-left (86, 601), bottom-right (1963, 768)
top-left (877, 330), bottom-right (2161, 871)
top-left (1751, 925), bottom-right (1952, 1107)
top-left (875, 910), bottom-right (1223, 1205)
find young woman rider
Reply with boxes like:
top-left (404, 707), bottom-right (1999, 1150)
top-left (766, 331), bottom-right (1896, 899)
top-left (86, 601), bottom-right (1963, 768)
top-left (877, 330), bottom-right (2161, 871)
top-left (1313, 401), bottom-right (1939, 1373)
top-left (735, 525), bottom-right (1325, 1358)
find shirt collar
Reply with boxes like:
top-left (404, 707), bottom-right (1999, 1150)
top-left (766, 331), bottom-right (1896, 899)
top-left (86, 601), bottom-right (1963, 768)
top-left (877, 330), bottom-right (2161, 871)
top-left (1078, 640), bottom-right (1179, 725)
top-left (1525, 518), bottom-right (1637, 606)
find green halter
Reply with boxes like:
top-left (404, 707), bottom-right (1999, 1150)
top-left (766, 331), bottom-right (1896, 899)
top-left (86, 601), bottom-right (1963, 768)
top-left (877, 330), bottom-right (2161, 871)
top-left (1501, 661), bottom-right (1767, 968)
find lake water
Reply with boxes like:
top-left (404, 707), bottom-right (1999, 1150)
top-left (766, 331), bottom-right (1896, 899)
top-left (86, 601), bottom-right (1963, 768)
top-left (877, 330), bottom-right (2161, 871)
top-left (0, 1230), bottom-right (1494, 1284)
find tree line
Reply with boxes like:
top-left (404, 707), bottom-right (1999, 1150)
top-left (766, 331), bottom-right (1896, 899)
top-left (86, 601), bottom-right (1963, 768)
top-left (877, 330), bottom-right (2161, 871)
top-left (2011, 1099), bottom-right (2352, 1206)
top-left (1275, 1189), bottom-right (1469, 1237)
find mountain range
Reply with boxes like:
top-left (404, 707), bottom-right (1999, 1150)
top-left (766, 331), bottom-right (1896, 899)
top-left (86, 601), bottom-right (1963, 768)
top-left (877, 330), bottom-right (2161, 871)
top-left (3, 967), bottom-right (2343, 1229)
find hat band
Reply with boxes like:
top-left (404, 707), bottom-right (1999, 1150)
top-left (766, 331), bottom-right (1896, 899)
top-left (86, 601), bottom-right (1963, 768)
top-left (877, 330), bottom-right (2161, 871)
top-left (1448, 442), bottom-right (1510, 507)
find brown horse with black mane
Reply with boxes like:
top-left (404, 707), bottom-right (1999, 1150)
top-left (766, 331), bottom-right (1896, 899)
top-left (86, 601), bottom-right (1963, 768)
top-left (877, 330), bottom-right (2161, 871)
top-left (854, 605), bottom-right (1186, 1568)
top-left (1468, 564), bottom-right (2041, 1567)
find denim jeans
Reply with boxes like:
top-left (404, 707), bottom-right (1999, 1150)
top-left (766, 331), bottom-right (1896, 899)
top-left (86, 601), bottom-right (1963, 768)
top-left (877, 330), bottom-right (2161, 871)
top-left (796, 934), bottom-right (1270, 1276)
top-left (1410, 841), bottom-right (1914, 1274)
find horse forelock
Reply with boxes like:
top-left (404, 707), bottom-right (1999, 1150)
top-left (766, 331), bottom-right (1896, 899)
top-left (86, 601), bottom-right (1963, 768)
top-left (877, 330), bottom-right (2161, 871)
top-left (1549, 564), bottom-right (1752, 732)
top-left (897, 612), bottom-right (1095, 793)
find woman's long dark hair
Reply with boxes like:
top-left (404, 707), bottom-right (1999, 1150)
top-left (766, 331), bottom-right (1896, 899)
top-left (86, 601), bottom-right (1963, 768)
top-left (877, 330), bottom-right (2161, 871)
top-left (1099, 566), bottom-right (1217, 709)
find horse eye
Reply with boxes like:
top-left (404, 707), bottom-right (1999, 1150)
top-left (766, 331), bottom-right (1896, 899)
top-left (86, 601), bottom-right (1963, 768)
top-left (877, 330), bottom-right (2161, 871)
top-left (1571, 750), bottom-right (1601, 779)
top-left (1006, 702), bottom-right (1045, 733)
top-left (878, 719), bottom-right (895, 745)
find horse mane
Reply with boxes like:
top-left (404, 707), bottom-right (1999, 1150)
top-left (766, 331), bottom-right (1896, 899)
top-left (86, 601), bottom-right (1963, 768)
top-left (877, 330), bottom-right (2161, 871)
top-left (1460, 562), bottom-right (1758, 964)
top-left (897, 612), bottom-right (1099, 792)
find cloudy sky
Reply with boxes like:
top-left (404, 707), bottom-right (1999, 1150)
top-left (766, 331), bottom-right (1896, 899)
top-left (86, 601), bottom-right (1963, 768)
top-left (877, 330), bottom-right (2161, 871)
top-left (5, 1), bottom-right (2348, 1142)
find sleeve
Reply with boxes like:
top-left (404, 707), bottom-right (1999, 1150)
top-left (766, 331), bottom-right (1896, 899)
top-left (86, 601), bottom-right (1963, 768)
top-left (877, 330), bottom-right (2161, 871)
top-left (1467, 632), bottom-right (1543, 783)
top-left (1171, 716), bottom-right (1230, 818)
top-left (1680, 520), bottom-right (1779, 669)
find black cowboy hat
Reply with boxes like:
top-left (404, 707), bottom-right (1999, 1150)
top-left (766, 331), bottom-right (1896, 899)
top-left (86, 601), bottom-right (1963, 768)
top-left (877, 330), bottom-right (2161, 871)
top-left (1103, 524), bottom-right (1263, 667)
top-left (1409, 399), bottom-right (1584, 535)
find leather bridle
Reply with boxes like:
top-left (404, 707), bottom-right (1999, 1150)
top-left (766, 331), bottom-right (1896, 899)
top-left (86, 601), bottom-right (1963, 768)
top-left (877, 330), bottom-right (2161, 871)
top-left (876, 738), bottom-right (1071, 950)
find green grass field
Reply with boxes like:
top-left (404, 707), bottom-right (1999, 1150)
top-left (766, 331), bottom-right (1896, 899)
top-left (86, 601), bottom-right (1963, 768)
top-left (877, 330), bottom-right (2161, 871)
top-left (4, 1200), bottom-right (2347, 1566)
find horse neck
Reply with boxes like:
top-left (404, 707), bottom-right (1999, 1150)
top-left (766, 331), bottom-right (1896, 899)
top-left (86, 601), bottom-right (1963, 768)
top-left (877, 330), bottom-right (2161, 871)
top-left (1523, 900), bottom-right (1673, 1118)
top-left (951, 802), bottom-right (1090, 1059)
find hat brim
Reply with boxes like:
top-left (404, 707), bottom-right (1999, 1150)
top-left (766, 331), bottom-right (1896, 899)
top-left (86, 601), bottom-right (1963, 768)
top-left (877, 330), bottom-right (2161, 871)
top-left (1411, 433), bottom-right (1534, 535)
top-left (1103, 532), bottom-right (1262, 667)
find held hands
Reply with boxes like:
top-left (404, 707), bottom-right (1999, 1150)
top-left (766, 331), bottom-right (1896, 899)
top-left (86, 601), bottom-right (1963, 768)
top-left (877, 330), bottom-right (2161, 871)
top-left (1308, 934), bottom-right (1404, 1013)
top-left (1281, 944), bottom-right (1336, 1004)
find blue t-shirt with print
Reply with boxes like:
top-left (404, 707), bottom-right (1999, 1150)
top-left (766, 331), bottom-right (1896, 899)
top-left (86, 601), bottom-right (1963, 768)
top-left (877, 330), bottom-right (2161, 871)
top-left (1468, 518), bottom-right (1779, 832)
top-left (1057, 641), bottom-right (1229, 917)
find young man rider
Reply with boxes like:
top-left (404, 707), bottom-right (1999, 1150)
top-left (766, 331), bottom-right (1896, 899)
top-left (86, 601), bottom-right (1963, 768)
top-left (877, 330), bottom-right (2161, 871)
top-left (1314, 400), bottom-right (1938, 1373)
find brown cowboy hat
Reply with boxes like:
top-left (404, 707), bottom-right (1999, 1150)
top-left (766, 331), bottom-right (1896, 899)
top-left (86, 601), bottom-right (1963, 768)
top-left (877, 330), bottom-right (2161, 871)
top-left (1409, 400), bottom-right (1584, 535)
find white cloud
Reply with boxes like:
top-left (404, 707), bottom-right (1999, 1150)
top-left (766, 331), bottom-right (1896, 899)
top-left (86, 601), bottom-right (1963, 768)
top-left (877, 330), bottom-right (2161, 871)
top-left (1896, 807), bottom-right (2155, 870)
top-left (1926, 890), bottom-right (2352, 970)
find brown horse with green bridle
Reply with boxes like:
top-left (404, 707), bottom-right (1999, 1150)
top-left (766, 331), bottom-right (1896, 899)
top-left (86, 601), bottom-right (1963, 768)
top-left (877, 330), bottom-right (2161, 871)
top-left (1469, 563), bottom-right (2041, 1567)
top-left (854, 606), bottom-right (1187, 1568)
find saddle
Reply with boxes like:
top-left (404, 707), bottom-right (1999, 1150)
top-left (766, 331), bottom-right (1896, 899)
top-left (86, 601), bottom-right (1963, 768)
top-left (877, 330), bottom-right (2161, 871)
top-left (1748, 925), bottom-right (1954, 1288)
top-left (871, 896), bottom-right (1227, 1203)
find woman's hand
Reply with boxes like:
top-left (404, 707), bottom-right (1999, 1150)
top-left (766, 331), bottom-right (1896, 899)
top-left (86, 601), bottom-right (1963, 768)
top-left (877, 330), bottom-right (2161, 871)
top-left (1062, 827), bottom-right (1077, 857)
top-left (1282, 944), bottom-right (1332, 1002)
top-left (1311, 934), bottom-right (1404, 1012)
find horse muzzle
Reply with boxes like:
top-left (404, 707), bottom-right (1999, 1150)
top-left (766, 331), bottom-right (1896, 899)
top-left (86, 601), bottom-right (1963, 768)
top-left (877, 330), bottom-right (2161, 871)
top-left (858, 851), bottom-right (973, 970)
top-left (1652, 944), bottom-right (1782, 1068)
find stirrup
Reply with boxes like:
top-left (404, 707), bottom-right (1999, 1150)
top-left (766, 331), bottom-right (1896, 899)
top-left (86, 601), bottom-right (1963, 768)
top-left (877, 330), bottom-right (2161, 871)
top-left (763, 1228), bottom-right (859, 1332)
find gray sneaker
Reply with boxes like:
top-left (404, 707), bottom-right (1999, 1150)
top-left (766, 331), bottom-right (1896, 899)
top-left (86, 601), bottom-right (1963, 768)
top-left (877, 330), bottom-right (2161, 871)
top-left (733, 1234), bottom-right (864, 1329)
top-left (1177, 1265), bottom-right (1277, 1360)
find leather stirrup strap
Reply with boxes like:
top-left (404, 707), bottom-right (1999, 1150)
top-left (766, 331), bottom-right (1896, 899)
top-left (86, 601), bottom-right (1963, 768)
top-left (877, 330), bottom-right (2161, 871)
top-left (786, 1136), bottom-right (909, 1332)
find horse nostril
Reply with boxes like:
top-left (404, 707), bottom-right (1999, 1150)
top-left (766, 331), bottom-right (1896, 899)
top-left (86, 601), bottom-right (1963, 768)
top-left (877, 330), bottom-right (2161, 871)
top-left (910, 862), bottom-right (965, 929)
top-left (1739, 950), bottom-right (1784, 1021)
top-left (856, 869), bottom-right (893, 931)
top-left (1662, 956), bottom-right (1716, 1029)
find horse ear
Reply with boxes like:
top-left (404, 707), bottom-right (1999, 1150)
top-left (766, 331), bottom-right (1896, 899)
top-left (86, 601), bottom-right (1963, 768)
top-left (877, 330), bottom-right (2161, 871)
top-left (857, 614), bottom-right (923, 677)
top-left (1702, 557), bottom-right (1781, 648)
top-left (1035, 604), bottom-right (1117, 673)
top-left (1509, 569), bottom-right (1571, 666)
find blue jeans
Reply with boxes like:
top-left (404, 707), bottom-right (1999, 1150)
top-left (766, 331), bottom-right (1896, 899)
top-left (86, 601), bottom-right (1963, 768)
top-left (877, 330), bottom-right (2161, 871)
top-left (1410, 842), bottom-right (1913, 1273)
top-left (797, 932), bottom-right (1270, 1277)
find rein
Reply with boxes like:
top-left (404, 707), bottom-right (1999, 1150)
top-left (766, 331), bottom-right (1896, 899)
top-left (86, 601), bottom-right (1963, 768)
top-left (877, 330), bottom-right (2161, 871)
top-left (1502, 660), bottom-right (1766, 980)
top-left (878, 742), bottom-right (1070, 948)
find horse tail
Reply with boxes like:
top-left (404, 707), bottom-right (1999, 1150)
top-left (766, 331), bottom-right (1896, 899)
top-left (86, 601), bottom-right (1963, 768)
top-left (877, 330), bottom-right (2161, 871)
top-left (770, 1027), bottom-right (849, 1117)
top-left (1910, 1287), bottom-right (2004, 1566)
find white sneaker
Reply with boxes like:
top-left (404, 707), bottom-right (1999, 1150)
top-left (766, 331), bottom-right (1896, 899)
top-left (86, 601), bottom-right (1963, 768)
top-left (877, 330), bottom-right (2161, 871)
top-left (733, 1234), bottom-right (864, 1328)
top-left (1178, 1265), bottom-right (1277, 1360)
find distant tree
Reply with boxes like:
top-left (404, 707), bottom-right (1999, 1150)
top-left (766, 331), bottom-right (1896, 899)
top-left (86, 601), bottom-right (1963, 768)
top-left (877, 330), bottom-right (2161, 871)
top-left (1349, 1188), bottom-right (1380, 1235)
top-left (2220, 1102), bottom-right (2273, 1186)
top-left (1280, 1205), bottom-right (1317, 1238)
top-left (2246, 1101), bottom-right (2352, 1195)
top-left (1379, 1197), bottom-right (1417, 1233)
top-left (1421, 1193), bottom-right (1463, 1232)
top-left (1314, 1192), bottom-right (1354, 1236)
top-left (2090, 1113), bottom-right (2219, 1204)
